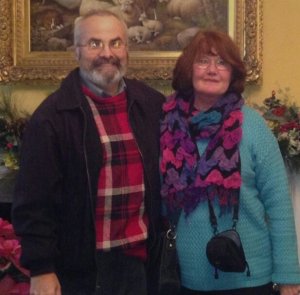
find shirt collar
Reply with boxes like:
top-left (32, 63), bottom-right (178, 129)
top-left (79, 71), bottom-right (126, 98)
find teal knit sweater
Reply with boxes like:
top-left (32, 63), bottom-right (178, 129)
top-left (176, 105), bottom-right (300, 291)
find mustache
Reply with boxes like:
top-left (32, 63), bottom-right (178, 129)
top-left (92, 57), bottom-right (121, 68)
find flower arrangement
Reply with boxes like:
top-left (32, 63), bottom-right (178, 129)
top-left (0, 89), bottom-right (29, 171)
top-left (254, 88), bottom-right (300, 172)
top-left (0, 218), bottom-right (30, 295)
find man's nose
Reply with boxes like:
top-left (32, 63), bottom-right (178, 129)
top-left (98, 44), bottom-right (114, 57)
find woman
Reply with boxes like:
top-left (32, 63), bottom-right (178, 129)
top-left (160, 30), bottom-right (300, 295)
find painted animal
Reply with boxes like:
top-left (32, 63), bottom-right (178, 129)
top-left (138, 12), bottom-right (163, 37)
top-left (176, 26), bottom-right (200, 48)
top-left (166, 0), bottom-right (204, 22)
top-left (118, 0), bottom-right (142, 27)
top-left (79, 0), bottom-right (121, 16)
top-left (42, 0), bottom-right (82, 10)
top-left (128, 25), bottom-right (152, 43)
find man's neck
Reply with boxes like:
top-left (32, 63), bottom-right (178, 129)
top-left (79, 72), bottom-right (125, 97)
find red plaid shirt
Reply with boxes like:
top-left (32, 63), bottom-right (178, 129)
top-left (83, 86), bottom-right (148, 260)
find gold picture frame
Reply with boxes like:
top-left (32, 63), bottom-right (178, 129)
top-left (0, 0), bottom-right (262, 84)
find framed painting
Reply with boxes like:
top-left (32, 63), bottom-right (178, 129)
top-left (0, 0), bottom-right (262, 83)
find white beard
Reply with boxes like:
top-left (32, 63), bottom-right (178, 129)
top-left (81, 66), bottom-right (125, 90)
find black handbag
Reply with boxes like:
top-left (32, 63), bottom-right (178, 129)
top-left (158, 222), bottom-right (181, 295)
top-left (206, 199), bottom-right (250, 279)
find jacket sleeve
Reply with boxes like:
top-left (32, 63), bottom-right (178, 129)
top-left (12, 108), bottom-right (63, 276)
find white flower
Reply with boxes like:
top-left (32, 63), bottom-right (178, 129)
top-left (278, 131), bottom-right (289, 141)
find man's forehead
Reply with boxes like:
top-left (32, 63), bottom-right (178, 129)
top-left (81, 15), bottom-right (126, 38)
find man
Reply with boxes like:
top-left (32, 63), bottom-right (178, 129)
top-left (12, 10), bottom-right (165, 295)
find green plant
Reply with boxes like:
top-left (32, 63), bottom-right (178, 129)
top-left (253, 88), bottom-right (300, 172)
top-left (0, 88), bottom-right (29, 170)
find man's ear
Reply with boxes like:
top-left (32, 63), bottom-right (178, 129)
top-left (74, 47), bottom-right (80, 61)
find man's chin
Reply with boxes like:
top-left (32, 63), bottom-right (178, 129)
top-left (95, 63), bottom-right (118, 71)
top-left (90, 71), bottom-right (121, 88)
top-left (95, 66), bottom-right (119, 78)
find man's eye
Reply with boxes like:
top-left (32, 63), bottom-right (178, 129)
top-left (111, 40), bottom-right (122, 49)
top-left (89, 40), bottom-right (101, 49)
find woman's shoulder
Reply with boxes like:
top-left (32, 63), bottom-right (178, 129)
top-left (242, 105), bottom-right (270, 130)
top-left (242, 104), bottom-right (265, 120)
top-left (241, 104), bottom-right (278, 146)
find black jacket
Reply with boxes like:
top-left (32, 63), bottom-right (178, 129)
top-left (12, 68), bottom-right (165, 292)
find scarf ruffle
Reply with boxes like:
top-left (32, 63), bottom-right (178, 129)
top-left (160, 92), bottom-right (244, 215)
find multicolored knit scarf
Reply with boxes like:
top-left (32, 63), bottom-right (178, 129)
top-left (160, 92), bottom-right (244, 215)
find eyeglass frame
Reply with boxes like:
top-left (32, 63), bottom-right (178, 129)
top-left (76, 37), bottom-right (127, 51)
top-left (193, 56), bottom-right (231, 71)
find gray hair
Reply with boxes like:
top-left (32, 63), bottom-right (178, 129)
top-left (73, 9), bottom-right (128, 46)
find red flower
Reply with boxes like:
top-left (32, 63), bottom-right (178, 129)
top-left (0, 219), bottom-right (30, 294)
top-left (0, 218), bottom-right (15, 240)
top-left (272, 106), bottom-right (286, 117)
top-left (0, 238), bottom-right (20, 260)
top-left (6, 143), bottom-right (14, 149)
top-left (0, 275), bottom-right (30, 295)
top-left (279, 121), bottom-right (300, 132)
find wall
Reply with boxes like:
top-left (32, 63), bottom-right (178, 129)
top-left (1, 0), bottom-right (300, 113)
top-left (245, 0), bottom-right (300, 105)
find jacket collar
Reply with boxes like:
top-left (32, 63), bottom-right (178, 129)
top-left (55, 68), bottom-right (85, 111)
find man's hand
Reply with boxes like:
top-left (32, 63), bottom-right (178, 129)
top-left (30, 273), bottom-right (61, 295)
top-left (279, 284), bottom-right (300, 295)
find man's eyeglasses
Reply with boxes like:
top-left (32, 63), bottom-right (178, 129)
top-left (77, 38), bottom-right (127, 51)
top-left (194, 56), bottom-right (231, 71)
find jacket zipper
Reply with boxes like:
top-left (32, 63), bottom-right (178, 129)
top-left (80, 105), bottom-right (94, 218)
top-left (128, 100), bottom-right (156, 250)
top-left (80, 105), bottom-right (99, 289)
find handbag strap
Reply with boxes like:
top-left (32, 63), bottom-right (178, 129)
top-left (208, 199), bottom-right (239, 234)
top-left (169, 208), bottom-right (181, 227)
top-left (165, 208), bottom-right (182, 236)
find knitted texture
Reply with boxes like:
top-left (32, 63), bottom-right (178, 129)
top-left (176, 105), bottom-right (300, 291)
top-left (160, 92), bottom-right (243, 215)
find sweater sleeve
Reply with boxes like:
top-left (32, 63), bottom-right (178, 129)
top-left (245, 106), bottom-right (300, 284)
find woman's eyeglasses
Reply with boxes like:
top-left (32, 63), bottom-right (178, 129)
top-left (194, 56), bottom-right (231, 71)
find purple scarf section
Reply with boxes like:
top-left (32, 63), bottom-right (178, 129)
top-left (160, 92), bottom-right (244, 215)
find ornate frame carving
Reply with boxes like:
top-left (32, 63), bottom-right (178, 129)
top-left (0, 0), bottom-right (263, 83)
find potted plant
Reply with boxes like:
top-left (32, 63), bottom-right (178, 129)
top-left (0, 87), bottom-right (29, 203)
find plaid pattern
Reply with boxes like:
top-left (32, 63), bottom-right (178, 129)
top-left (84, 88), bottom-right (148, 260)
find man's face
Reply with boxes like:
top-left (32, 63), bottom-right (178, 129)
top-left (75, 15), bottom-right (128, 94)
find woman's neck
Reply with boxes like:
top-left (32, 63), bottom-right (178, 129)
top-left (193, 95), bottom-right (220, 111)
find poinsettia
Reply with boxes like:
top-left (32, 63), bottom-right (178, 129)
top-left (0, 218), bottom-right (30, 295)
top-left (253, 89), bottom-right (300, 172)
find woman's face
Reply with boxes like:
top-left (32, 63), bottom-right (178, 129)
top-left (192, 53), bottom-right (232, 103)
